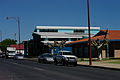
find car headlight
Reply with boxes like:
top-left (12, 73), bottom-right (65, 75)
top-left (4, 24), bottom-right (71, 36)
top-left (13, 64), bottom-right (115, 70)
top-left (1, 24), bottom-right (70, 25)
top-left (64, 57), bottom-right (69, 61)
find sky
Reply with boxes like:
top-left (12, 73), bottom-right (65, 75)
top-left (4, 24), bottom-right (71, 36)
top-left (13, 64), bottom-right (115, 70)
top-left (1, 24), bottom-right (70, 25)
top-left (0, 0), bottom-right (120, 42)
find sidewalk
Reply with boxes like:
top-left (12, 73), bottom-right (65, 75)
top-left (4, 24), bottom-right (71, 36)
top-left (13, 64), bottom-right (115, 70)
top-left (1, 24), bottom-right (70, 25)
top-left (24, 58), bottom-right (120, 70)
top-left (77, 61), bottom-right (120, 70)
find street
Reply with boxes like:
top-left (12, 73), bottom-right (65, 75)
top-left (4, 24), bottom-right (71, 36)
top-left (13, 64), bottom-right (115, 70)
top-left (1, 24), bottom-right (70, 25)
top-left (0, 58), bottom-right (120, 80)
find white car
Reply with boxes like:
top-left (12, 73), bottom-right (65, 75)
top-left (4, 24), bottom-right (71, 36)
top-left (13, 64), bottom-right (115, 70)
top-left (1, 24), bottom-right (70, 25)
top-left (6, 51), bottom-right (17, 59)
top-left (54, 51), bottom-right (77, 66)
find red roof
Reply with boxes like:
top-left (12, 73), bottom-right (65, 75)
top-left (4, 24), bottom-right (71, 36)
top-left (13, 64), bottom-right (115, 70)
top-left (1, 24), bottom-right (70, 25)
top-left (67, 30), bottom-right (120, 45)
top-left (10, 44), bottom-right (24, 50)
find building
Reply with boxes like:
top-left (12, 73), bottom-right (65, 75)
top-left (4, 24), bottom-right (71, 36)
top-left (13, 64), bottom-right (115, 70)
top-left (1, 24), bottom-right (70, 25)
top-left (10, 44), bottom-right (24, 55)
top-left (66, 30), bottom-right (120, 58)
top-left (33, 26), bottom-right (100, 44)
top-left (31, 26), bottom-right (100, 55)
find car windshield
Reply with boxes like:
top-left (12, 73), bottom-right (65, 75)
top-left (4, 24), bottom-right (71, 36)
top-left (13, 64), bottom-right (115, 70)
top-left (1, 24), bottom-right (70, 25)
top-left (8, 51), bottom-right (15, 53)
top-left (16, 53), bottom-right (22, 56)
top-left (44, 55), bottom-right (53, 57)
top-left (60, 52), bottom-right (72, 55)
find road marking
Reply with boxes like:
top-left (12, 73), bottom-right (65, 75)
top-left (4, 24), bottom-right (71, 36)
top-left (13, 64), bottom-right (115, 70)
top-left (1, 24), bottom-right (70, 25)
top-left (33, 67), bottom-right (45, 71)
top-left (13, 63), bottom-right (18, 65)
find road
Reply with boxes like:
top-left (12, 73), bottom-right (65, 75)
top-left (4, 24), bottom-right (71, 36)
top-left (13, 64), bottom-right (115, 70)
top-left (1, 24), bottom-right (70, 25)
top-left (0, 58), bottom-right (120, 80)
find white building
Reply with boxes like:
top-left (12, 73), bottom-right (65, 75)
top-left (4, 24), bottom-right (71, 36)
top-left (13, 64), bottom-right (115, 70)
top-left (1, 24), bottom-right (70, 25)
top-left (33, 26), bottom-right (100, 44)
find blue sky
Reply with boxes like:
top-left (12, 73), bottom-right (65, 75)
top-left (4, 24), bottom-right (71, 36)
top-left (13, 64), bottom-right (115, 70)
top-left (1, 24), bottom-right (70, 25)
top-left (0, 0), bottom-right (120, 42)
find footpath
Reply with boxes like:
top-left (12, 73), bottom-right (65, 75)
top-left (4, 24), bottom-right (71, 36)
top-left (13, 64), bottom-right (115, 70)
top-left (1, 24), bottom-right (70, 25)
top-left (77, 60), bottom-right (120, 71)
top-left (24, 58), bottom-right (120, 71)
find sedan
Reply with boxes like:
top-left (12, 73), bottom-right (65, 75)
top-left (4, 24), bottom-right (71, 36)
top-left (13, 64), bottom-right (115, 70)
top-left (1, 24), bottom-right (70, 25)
top-left (14, 53), bottom-right (24, 60)
top-left (38, 53), bottom-right (54, 63)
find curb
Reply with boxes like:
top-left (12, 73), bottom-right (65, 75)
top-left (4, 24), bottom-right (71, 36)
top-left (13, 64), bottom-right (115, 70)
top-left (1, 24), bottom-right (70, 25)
top-left (24, 58), bottom-right (120, 71)
top-left (77, 64), bottom-right (120, 71)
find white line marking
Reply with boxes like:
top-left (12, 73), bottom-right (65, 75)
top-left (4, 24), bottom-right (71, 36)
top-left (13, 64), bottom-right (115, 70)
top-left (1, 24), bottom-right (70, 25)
top-left (33, 67), bottom-right (45, 71)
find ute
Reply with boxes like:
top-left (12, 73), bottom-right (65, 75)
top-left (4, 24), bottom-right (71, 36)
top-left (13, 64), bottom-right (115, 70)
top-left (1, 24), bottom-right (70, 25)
top-left (54, 50), bottom-right (77, 66)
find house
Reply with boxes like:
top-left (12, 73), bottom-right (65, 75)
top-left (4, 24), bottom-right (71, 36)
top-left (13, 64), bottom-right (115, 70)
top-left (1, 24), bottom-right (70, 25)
top-left (66, 30), bottom-right (120, 58)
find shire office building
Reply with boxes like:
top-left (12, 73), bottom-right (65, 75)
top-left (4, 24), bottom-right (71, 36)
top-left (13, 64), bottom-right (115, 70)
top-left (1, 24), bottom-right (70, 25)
top-left (32, 26), bottom-right (100, 55)
top-left (33, 26), bottom-right (100, 44)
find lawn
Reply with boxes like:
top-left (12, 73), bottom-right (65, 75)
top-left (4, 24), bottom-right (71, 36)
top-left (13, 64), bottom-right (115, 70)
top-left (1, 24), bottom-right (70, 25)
top-left (108, 61), bottom-right (120, 64)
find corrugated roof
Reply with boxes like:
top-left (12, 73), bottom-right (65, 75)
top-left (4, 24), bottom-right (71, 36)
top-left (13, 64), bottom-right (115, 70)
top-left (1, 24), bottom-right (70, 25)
top-left (67, 30), bottom-right (120, 45)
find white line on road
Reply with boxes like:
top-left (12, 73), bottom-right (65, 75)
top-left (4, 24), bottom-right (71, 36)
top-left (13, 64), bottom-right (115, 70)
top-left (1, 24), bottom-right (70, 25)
top-left (33, 67), bottom-right (45, 71)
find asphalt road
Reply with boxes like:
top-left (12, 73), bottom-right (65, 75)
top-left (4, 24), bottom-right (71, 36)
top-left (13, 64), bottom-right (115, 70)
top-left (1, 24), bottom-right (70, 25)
top-left (0, 58), bottom-right (120, 80)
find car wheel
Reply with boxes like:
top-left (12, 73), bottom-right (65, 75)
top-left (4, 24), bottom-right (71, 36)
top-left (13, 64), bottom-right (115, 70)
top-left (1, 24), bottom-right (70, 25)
top-left (54, 59), bottom-right (58, 65)
top-left (38, 59), bottom-right (41, 63)
top-left (61, 59), bottom-right (65, 66)
top-left (43, 59), bottom-right (47, 64)
top-left (74, 62), bottom-right (77, 66)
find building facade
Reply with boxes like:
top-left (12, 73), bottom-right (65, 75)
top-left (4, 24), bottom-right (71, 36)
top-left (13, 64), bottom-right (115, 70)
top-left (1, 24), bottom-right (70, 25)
top-left (31, 26), bottom-right (100, 55)
top-left (33, 26), bottom-right (100, 44)
top-left (66, 30), bottom-right (120, 58)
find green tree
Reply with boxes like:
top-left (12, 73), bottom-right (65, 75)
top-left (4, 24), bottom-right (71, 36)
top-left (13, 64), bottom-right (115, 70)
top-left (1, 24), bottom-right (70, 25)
top-left (0, 38), bottom-right (17, 47)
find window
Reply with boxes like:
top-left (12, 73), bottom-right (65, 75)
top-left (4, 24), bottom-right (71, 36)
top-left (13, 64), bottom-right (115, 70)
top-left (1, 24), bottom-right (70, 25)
top-left (71, 38), bottom-right (77, 41)
top-left (74, 29), bottom-right (84, 33)
top-left (34, 29), bottom-right (37, 32)
top-left (39, 29), bottom-right (58, 32)
top-left (48, 38), bottom-right (68, 41)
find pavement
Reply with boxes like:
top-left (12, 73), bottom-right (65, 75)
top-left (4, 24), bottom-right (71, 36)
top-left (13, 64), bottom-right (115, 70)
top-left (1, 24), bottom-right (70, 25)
top-left (77, 61), bottom-right (120, 70)
top-left (24, 58), bottom-right (120, 70)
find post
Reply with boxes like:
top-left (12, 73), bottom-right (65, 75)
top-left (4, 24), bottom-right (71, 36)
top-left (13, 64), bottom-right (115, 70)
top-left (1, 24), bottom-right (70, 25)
top-left (17, 17), bottom-right (21, 53)
top-left (6, 17), bottom-right (21, 53)
top-left (87, 0), bottom-right (92, 65)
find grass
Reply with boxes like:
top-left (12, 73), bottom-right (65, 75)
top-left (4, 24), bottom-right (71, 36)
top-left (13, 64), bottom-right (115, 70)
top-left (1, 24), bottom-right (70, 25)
top-left (78, 58), bottom-right (120, 62)
top-left (108, 61), bottom-right (120, 64)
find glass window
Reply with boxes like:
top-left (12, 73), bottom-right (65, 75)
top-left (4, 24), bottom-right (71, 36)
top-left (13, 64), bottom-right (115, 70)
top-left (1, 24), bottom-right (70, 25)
top-left (41, 38), bottom-right (45, 41)
top-left (39, 29), bottom-right (58, 32)
top-left (48, 38), bottom-right (68, 41)
top-left (74, 29), bottom-right (84, 33)
top-left (71, 38), bottom-right (77, 41)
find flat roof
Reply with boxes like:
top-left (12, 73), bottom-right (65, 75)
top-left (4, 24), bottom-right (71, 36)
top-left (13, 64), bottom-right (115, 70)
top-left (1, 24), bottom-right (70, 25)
top-left (33, 32), bottom-right (95, 38)
top-left (36, 26), bottom-right (100, 30)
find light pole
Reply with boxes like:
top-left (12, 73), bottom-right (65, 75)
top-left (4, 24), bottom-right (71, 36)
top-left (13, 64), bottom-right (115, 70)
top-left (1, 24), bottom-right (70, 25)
top-left (87, 0), bottom-right (92, 65)
top-left (6, 17), bottom-right (21, 53)
top-left (0, 30), bottom-right (2, 42)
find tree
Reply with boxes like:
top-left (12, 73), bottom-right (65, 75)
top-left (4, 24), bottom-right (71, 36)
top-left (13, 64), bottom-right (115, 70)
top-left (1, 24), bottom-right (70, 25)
top-left (47, 40), bottom-right (66, 54)
top-left (91, 30), bottom-right (109, 60)
top-left (0, 38), bottom-right (17, 47)
top-left (91, 39), bottom-right (108, 60)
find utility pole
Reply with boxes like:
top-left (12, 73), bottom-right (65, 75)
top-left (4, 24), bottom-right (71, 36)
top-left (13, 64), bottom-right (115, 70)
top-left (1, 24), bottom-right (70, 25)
top-left (87, 0), bottom-right (92, 65)
top-left (0, 30), bottom-right (2, 42)
top-left (6, 17), bottom-right (21, 53)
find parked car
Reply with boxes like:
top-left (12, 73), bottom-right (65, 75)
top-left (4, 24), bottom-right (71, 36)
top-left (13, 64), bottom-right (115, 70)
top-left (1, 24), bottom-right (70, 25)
top-left (38, 53), bottom-right (54, 63)
top-left (14, 53), bottom-right (24, 60)
top-left (0, 52), bottom-right (6, 58)
top-left (0, 53), bottom-right (3, 58)
top-left (6, 51), bottom-right (17, 59)
top-left (54, 50), bottom-right (77, 66)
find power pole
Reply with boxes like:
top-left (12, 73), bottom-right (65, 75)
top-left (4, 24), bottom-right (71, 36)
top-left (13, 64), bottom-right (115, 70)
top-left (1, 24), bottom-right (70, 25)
top-left (0, 30), bottom-right (2, 42)
top-left (87, 0), bottom-right (92, 65)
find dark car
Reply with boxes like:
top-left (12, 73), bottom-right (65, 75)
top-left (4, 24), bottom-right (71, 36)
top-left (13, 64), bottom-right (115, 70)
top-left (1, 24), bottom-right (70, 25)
top-left (38, 53), bottom-right (54, 63)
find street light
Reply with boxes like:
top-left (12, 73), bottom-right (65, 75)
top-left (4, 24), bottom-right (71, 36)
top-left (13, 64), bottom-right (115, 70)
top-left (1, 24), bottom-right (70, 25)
top-left (6, 17), bottom-right (21, 53)
top-left (87, 0), bottom-right (92, 65)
